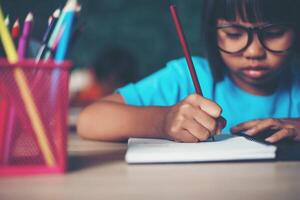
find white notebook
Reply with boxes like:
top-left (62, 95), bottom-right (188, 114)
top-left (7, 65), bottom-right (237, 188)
top-left (125, 135), bottom-right (277, 164)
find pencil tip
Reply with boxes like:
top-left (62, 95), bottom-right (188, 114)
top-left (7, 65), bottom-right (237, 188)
top-left (4, 15), bottom-right (9, 25)
top-left (64, 0), bottom-right (77, 11)
top-left (76, 4), bottom-right (82, 13)
top-left (53, 8), bottom-right (61, 18)
top-left (25, 12), bottom-right (33, 21)
top-left (13, 19), bottom-right (19, 27)
top-left (48, 16), bottom-right (53, 25)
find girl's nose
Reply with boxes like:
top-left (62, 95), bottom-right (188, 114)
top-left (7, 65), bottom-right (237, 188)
top-left (243, 34), bottom-right (266, 59)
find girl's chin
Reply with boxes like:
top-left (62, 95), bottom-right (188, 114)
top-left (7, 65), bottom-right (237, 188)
top-left (235, 72), bottom-right (274, 87)
top-left (243, 76), bottom-right (270, 86)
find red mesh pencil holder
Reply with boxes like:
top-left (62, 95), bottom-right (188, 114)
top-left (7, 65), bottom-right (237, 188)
top-left (0, 58), bottom-right (71, 175)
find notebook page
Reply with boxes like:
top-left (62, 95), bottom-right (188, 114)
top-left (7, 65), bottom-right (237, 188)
top-left (126, 135), bottom-right (277, 163)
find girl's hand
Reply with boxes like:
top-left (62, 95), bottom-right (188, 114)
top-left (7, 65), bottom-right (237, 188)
top-left (231, 118), bottom-right (300, 143)
top-left (162, 94), bottom-right (226, 143)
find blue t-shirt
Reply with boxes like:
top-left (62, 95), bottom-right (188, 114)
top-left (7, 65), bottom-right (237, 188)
top-left (117, 57), bottom-right (300, 133)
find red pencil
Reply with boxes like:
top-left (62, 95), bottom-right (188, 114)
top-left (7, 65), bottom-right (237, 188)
top-left (170, 5), bottom-right (216, 141)
top-left (11, 18), bottom-right (20, 39)
top-left (169, 5), bottom-right (203, 96)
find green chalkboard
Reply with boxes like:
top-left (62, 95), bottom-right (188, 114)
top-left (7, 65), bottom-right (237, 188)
top-left (2, 0), bottom-right (205, 78)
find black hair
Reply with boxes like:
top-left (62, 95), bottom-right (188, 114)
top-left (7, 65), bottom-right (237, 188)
top-left (92, 47), bottom-right (138, 85)
top-left (202, 0), bottom-right (300, 81)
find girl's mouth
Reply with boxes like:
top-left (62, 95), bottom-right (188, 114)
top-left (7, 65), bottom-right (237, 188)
top-left (242, 67), bottom-right (270, 79)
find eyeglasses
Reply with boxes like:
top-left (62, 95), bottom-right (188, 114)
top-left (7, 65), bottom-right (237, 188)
top-left (216, 24), bottom-right (295, 54)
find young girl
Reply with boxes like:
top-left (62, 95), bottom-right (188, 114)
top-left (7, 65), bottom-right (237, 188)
top-left (77, 0), bottom-right (300, 143)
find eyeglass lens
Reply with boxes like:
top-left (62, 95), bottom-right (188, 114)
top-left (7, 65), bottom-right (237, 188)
top-left (217, 25), bottom-right (295, 53)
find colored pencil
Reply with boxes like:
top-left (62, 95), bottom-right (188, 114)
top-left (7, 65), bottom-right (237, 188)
top-left (45, 9), bottom-right (61, 44)
top-left (2, 12), bottom-right (34, 163)
top-left (18, 12), bottom-right (33, 59)
top-left (11, 19), bottom-right (20, 39)
top-left (76, 4), bottom-right (82, 13)
top-left (0, 14), bottom-right (8, 158)
top-left (48, 16), bottom-right (53, 26)
top-left (4, 15), bottom-right (9, 27)
top-left (0, 6), bottom-right (56, 166)
top-left (43, 1), bottom-right (73, 60)
top-left (35, 8), bottom-right (60, 62)
top-left (52, 25), bottom-right (65, 50)
top-left (55, 0), bottom-right (76, 61)
top-left (50, 0), bottom-right (77, 101)
top-left (3, 104), bottom-right (14, 163)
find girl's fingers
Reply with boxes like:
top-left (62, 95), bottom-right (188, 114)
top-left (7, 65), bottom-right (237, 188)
top-left (244, 119), bottom-right (283, 136)
top-left (198, 98), bottom-right (222, 118)
top-left (216, 116), bottom-right (227, 134)
top-left (183, 95), bottom-right (226, 134)
top-left (173, 129), bottom-right (199, 143)
top-left (169, 94), bottom-right (226, 142)
top-left (182, 120), bottom-right (210, 141)
top-left (183, 106), bottom-right (217, 133)
top-left (231, 118), bottom-right (299, 143)
top-left (265, 128), bottom-right (295, 143)
top-left (231, 120), bottom-right (260, 134)
top-left (184, 94), bottom-right (222, 118)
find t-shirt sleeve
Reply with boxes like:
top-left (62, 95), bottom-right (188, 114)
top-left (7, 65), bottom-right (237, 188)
top-left (116, 57), bottom-right (214, 106)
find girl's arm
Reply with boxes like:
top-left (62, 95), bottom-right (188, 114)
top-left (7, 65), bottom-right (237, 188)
top-left (76, 93), bottom-right (225, 142)
top-left (76, 93), bottom-right (169, 141)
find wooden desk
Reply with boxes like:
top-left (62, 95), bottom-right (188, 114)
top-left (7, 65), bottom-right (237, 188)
top-left (0, 133), bottom-right (300, 200)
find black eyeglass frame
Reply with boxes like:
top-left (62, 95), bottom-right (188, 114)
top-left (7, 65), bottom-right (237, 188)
top-left (216, 23), bottom-right (295, 54)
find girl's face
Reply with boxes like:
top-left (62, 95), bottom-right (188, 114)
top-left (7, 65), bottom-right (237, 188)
top-left (217, 18), bottom-right (295, 95)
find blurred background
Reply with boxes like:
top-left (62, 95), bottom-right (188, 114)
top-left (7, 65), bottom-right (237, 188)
top-left (2, 0), bottom-right (205, 105)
